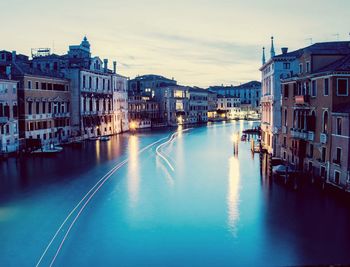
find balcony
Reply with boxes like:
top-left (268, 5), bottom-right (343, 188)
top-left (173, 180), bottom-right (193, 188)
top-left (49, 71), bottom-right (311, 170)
top-left (52, 112), bottom-right (70, 118)
top-left (290, 128), bottom-right (308, 140)
top-left (307, 131), bottom-right (315, 141)
top-left (295, 95), bottom-right (310, 105)
top-left (320, 133), bottom-right (327, 144)
top-left (0, 117), bottom-right (8, 124)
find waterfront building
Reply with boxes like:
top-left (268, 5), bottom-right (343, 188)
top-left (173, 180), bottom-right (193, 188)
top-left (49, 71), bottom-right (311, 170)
top-left (113, 74), bottom-right (129, 133)
top-left (128, 95), bottom-right (160, 129)
top-left (259, 37), bottom-right (300, 156)
top-left (216, 95), bottom-right (241, 119)
top-left (154, 85), bottom-right (189, 126)
top-left (31, 37), bottom-right (126, 138)
top-left (0, 76), bottom-right (18, 153)
top-left (0, 51), bottom-right (71, 148)
top-left (207, 90), bottom-right (217, 120)
top-left (279, 41), bottom-right (350, 190)
top-left (188, 87), bottom-right (208, 124)
top-left (208, 80), bottom-right (261, 119)
top-left (128, 74), bottom-right (177, 97)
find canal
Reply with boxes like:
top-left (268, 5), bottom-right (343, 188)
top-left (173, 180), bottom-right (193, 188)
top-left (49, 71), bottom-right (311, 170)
top-left (1, 121), bottom-right (350, 266)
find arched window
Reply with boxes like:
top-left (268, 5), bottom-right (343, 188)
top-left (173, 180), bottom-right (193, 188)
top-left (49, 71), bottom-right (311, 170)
top-left (323, 111), bottom-right (328, 133)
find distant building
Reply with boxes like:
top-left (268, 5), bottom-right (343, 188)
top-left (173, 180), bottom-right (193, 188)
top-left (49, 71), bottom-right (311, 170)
top-left (207, 90), bottom-right (217, 119)
top-left (188, 87), bottom-right (208, 124)
top-left (0, 76), bottom-right (18, 153)
top-left (279, 41), bottom-right (350, 191)
top-left (113, 74), bottom-right (129, 133)
top-left (128, 95), bottom-right (160, 129)
top-left (128, 74), bottom-right (177, 97)
top-left (216, 95), bottom-right (241, 119)
top-left (209, 80), bottom-right (261, 118)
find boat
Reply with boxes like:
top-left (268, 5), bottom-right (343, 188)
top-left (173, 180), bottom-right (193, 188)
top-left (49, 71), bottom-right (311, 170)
top-left (31, 145), bottom-right (63, 155)
top-left (100, 136), bottom-right (111, 141)
top-left (89, 136), bottom-right (100, 141)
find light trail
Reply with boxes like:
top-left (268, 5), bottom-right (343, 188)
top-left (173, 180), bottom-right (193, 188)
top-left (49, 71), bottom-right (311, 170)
top-left (36, 135), bottom-right (169, 267)
top-left (155, 128), bottom-right (192, 172)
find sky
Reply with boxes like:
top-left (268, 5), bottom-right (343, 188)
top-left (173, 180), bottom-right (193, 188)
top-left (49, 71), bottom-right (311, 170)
top-left (1, 0), bottom-right (350, 87)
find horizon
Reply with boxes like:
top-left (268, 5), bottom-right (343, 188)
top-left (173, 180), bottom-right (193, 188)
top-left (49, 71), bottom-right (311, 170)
top-left (2, 0), bottom-right (350, 87)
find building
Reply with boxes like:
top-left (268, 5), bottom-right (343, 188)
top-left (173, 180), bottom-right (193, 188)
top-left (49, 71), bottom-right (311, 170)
top-left (216, 95), bottom-right (241, 119)
top-left (188, 87), bottom-right (208, 124)
top-left (279, 42), bottom-right (350, 191)
top-left (259, 37), bottom-right (300, 156)
top-left (209, 80), bottom-right (261, 119)
top-left (0, 51), bottom-right (71, 149)
top-left (207, 90), bottom-right (217, 120)
top-left (128, 95), bottom-right (160, 128)
top-left (128, 74), bottom-right (177, 97)
top-left (113, 74), bottom-right (129, 133)
top-left (31, 37), bottom-right (126, 138)
top-left (0, 76), bottom-right (18, 153)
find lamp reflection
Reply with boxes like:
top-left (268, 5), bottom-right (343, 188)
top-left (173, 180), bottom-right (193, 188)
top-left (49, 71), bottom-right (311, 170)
top-left (95, 141), bottom-right (100, 162)
top-left (127, 135), bottom-right (140, 207)
top-left (227, 156), bottom-right (240, 235)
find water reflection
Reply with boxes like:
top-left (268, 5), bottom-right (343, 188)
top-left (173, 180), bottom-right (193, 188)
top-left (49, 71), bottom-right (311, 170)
top-left (95, 141), bottom-right (101, 163)
top-left (127, 136), bottom-right (140, 208)
top-left (227, 155), bottom-right (240, 235)
top-left (156, 157), bottom-right (174, 186)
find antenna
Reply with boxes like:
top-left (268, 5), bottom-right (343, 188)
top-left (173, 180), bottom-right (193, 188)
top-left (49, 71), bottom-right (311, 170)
top-left (52, 40), bottom-right (55, 53)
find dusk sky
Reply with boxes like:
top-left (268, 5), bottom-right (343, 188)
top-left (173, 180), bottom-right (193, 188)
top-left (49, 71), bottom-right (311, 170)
top-left (2, 0), bottom-right (350, 87)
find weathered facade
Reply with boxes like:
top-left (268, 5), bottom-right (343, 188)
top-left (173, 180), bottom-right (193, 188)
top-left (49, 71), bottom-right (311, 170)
top-left (279, 43), bottom-right (350, 191)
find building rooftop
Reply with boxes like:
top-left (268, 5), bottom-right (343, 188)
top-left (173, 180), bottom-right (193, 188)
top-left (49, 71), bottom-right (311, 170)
top-left (317, 54), bottom-right (350, 73)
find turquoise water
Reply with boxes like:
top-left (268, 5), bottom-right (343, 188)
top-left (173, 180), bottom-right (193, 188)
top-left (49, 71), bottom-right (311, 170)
top-left (1, 121), bottom-right (350, 266)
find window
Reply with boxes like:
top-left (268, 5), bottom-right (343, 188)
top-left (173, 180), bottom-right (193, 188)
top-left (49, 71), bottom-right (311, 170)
top-left (334, 171), bottom-right (340, 185)
top-left (324, 78), bottom-right (329, 96)
top-left (306, 62), bottom-right (310, 73)
top-left (27, 80), bottom-right (32, 89)
top-left (283, 84), bottom-right (289, 98)
top-left (323, 111), bottom-right (328, 133)
top-left (309, 144), bottom-right (314, 158)
top-left (35, 82), bottom-right (39, 89)
top-left (311, 80), bottom-right (317, 97)
top-left (83, 76), bottom-right (86, 88)
top-left (336, 147), bottom-right (342, 163)
top-left (336, 117), bottom-right (342, 135)
top-left (284, 109), bottom-right (287, 126)
top-left (321, 147), bottom-right (326, 162)
top-left (36, 102), bottom-right (40, 114)
top-left (299, 64), bottom-right (303, 74)
top-left (42, 102), bottom-right (46, 113)
top-left (28, 102), bottom-right (32, 115)
top-left (283, 62), bottom-right (290, 69)
top-left (337, 79), bottom-right (348, 96)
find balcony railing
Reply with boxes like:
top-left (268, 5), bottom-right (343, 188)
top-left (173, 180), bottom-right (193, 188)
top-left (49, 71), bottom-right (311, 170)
top-left (0, 117), bottom-right (8, 124)
top-left (320, 133), bottom-right (328, 144)
top-left (52, 112), bottom-right (70, 118)
top-left (290, 128), bottom-right (308, 140)
top-left (307, 131), bottom-right (314, 141)
top-left (295, 95), bottom-right (310, 105)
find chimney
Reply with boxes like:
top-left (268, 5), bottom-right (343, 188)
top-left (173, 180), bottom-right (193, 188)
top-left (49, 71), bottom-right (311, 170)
top-left (103, 59), bottom-right (108, 72)
top-left (113, 61), bottom-right (117, 73)
top-left (12, 51), bottom-right (16, 62)
top-left (281, 47), bottom-right (288, 54)
top-left (6, 66), bottom-right (11, 80)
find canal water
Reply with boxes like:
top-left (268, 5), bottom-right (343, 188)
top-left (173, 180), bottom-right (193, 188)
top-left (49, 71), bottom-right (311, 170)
top-left (1, 121), bottom-right (350, 266)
